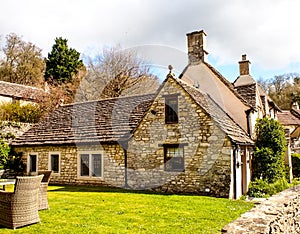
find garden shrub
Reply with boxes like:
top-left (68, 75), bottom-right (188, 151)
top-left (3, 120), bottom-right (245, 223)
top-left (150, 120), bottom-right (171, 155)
top-left (0, 140), bottom-right (25, 173)
top-left (0, 139), bottom-right (10, 169)
top-left (247, 178), bottom-right (270, 198)
top-left (292, 177), bottom-right (300, 186)
top-left (5, 149), bottom-right (26, 173)
top-left (252, 118), bottom-right (286, 183)
top-left (0, 102), bottom-right (42, 123)
top-left (272, 177), bottom-right (289, 192)
top-left (292, 153), bottom-right (300, 178)
top-left (247, 178), bottom-right (289, 198)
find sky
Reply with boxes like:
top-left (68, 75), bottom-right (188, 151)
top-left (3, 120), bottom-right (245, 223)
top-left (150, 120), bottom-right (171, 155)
top-left (1, 0), bottom-right (300, 82)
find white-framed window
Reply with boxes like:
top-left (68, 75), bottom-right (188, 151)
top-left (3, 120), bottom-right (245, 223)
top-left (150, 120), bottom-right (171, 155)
top-left (48, 152), bottom-right (60, 174)
top-left (78, 151), bottom-right (103, 178)
top-left (28, 153), bottom-right (38, 173)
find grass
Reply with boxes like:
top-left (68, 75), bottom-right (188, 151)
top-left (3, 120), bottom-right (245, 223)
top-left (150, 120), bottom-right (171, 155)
top-left (0, 186), bottom-right (254, 234)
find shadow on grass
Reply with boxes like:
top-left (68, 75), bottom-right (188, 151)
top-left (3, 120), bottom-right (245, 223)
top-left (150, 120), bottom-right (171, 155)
top-left (47, 184), bottom-right (209, 197)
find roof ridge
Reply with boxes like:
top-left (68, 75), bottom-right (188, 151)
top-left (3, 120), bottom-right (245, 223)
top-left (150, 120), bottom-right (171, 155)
top-left (12, 91), bottom-right (156, 146)
top-left (203, 61), bottom-right (251, 107)
top-left (0, 80), bottom-right (44, 91)
top-left (232, 74), bottom-right (256, 86)
top-left (65, 93), bottom-right (156, 107)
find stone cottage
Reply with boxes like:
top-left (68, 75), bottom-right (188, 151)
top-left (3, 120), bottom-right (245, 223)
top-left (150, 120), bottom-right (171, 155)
top-left (277, 104), bottom-right (300, 181)
top-left (0, 80), bottom-right (45, 106)
top-left (278, 106), bottom-right (300, 154)
top-left (11, 30), bottom-right (280, 199)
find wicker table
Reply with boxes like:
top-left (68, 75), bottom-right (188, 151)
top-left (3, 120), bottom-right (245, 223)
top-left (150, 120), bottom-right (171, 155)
top-left (0, 179), bottom-right (16, 190)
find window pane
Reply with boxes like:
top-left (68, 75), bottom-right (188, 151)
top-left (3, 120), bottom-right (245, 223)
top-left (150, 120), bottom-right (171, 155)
top-left (30, 155), bottom-right (37, 172)
top-left (164, 146), bottom-right (184, 171)
top-left (51, 154), bottom-right (59, 173)
top-left (92, 154), bottom-right (102, 177)
top-left (165, 96), bottom-right (178, 123)
top-left (169, 157), bottom-right (184, 170)
top-left (80, 154), bottom-right (89, 176)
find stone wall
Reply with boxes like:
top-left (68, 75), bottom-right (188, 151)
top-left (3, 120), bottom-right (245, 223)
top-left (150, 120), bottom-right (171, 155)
top-left (14, 143), bottom-right (126, 187)
top-left (222, 185), bottom-right (300, 233)
top-left (0, 121), bottom-right (33, 143)
top-left (127, 77), bottom-right (233, 197)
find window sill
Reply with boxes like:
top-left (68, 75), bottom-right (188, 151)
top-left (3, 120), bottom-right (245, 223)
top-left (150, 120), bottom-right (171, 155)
top-left (164, 169), bottom-right (185, 173)
top-left (77, 176), bottom-right (104, 180)
top-left (165, 122), bottom-right (179, 125)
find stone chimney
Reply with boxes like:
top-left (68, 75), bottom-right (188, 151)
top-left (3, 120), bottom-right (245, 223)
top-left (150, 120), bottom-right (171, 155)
top-left (239, 54), bottom-right (251, 75)
top-left (187, 30), bottom-right (208, 64)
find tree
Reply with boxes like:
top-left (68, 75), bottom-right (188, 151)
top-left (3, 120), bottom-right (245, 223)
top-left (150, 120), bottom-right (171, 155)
top-left (252, 117), bottom-right (286, 182)
top-left (0, 33), bottom-right (45, 87)
top-left (76, 45), bottom-right (159, 101)
top-left (258, 73), bottom-right (300, 109)
top-left (45, 37), bottom-right (84, 84)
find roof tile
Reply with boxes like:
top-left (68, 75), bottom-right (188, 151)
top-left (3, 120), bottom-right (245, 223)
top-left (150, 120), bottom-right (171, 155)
top-left (12, 94), bottom-right (155, 146)
top-left (0, 80), bottom-right (45, 101)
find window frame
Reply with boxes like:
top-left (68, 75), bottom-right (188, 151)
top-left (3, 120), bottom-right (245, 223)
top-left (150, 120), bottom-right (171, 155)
top-left (27, 153), bottom-right (38, 173)
top-left (77, 151), bottom-right (104, 179)
top-left (48, 151), bottom-right (61, 174)
top-left (164, 144), bottom-right (185, 172)
top-left (164, 94), bottom-right (179, 124)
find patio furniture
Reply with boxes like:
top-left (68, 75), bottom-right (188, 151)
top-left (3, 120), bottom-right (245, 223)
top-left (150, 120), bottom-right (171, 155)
top-left (37, 170), bottom-right (52, 210)
top-left (0, 179), bottom-right (16, 190)
top-left (0, 175), bottom-right (43, 229)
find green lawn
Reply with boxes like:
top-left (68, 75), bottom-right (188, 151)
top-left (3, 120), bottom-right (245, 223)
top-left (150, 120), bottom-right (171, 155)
top-left (0, 186), bottom-right (253, 234)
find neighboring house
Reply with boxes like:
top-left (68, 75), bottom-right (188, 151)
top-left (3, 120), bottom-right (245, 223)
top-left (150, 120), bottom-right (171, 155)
top-left (11, 30), bottom-right (281, 199)
top-left (0, 80), bottom-right (45, 106)
top-left (278, 107), bottom-right (300, 152)
top-left (180, 31), bottom-right (279, 137)
top-left (289, 106), bottom-right (300, 154)
top-left (278, 105), bottom-right (300, 181)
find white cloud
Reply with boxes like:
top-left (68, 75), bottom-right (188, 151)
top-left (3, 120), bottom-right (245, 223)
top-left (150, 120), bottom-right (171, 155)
top-left (0, 0), bottom-right (300, 79)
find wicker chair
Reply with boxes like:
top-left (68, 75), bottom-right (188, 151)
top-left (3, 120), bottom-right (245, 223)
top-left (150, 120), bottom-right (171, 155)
top-left (37, 171), bottom-right (52, 210)
top-left (0, 175), bottom-right (43, 229)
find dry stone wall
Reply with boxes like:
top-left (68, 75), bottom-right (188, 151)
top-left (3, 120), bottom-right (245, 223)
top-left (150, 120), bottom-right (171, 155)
top-left (222, 185), bottom-right (300, 233)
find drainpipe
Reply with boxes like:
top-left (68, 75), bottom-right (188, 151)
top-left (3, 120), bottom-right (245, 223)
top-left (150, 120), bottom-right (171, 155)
top-left (120, 140), bottom-right (129, 188)
top-left (233, 146), bottom-right (237, 199)
top-left (233, 144), bottom-right (239, 199)
top-left (123, 148), bottom-right (129, 188)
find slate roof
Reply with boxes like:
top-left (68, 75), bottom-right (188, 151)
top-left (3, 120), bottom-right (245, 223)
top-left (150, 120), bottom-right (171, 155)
top-left (204, 62), bottom-right (250, 106)
top-left (291, 108), bottom-right (300, 119)
top-left (12, 74), bottom-right (254, 146)
top-left (172, 76), bottom-right (254, 145)
top-left (12, 94), bottom-right (155, 146)
top-left (179, 62), bottom-right (251, 132)
top-left (278, 110), bottom-right (300, 126)
top-left (179, 62), bottom-right (250, 107)
top-left (0, 80), bottom-right (45, 101)
top-left (234, 83), bottom-right (257, 108)
top-left (233, 74), bottom-right (256, 87)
